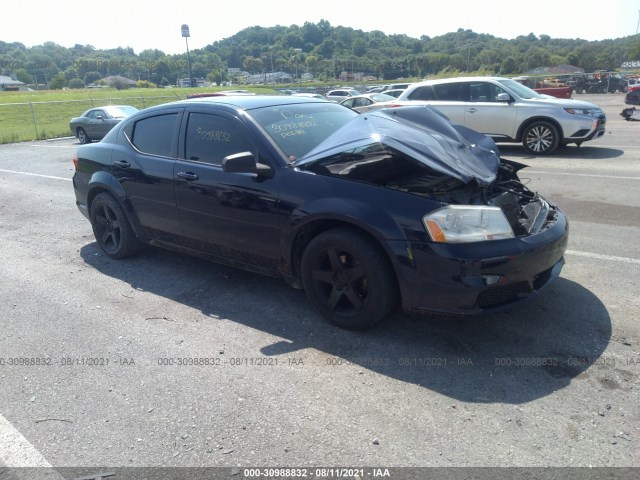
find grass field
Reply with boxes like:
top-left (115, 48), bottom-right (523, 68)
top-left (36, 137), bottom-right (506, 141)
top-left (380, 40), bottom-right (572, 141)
top-left (0, 86), bottom-right (277, 143)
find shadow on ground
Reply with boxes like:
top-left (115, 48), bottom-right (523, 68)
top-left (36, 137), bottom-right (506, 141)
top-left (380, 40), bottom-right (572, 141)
top-left (497, 144), bottom-right (624, 160)
top-left (81, 243), bottom-right (611, 405)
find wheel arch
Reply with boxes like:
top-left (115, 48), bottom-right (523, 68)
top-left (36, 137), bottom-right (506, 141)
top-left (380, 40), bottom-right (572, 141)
top-left (287, 217), bottom-right (402, 297)
top-left (86, 172), bottom-right (144, 235)
top-left (516, 116), bottom-right (564, 144)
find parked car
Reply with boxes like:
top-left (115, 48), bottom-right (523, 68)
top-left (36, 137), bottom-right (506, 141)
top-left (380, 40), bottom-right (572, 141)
top-left (72, 96), bottom-right (568, 330)
top-left (623, 77), bottom-right (639, 92)
top-left (340, 92), bottom-right (395, 111)
top-left (324, 88), bottom-right (361, 102)
top-left (382, 82), bottom-right (412, 92)
top-left (383, 89), bottom-right (406, 98)
top-left (624, 84), bottom-right (640, 105)
top-left (187, 90), bottom-right (255, 99)
top-left (70, 105), bottom-right (139, 144)
top-left (394, 76), bottom-right (606, 154)
top-left (291, 92), bottom-right (326, 100)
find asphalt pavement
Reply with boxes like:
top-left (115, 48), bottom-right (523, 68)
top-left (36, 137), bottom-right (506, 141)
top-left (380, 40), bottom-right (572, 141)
top-left (0, 93), bottom-right (638, 478)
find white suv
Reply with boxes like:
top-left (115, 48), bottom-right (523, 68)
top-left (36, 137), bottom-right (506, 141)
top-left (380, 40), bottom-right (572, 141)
top-left (394, 76), bottom-right (606, 154)
top-left (325, 88), bottom-right (361, 103)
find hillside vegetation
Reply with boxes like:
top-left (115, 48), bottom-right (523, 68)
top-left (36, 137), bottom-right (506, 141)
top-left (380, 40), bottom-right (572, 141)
top-left (2, 22), bottom-right (639, 88)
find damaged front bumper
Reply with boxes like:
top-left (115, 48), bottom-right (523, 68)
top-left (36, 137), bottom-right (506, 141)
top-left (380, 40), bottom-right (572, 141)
top-left (390, 205), bottom-right (569, 315)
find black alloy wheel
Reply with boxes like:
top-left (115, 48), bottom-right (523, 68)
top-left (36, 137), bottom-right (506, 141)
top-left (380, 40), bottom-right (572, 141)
top-left (301, 228), bottom-right (398, 330)
top-left (89, 192), bottom-right (141, 259)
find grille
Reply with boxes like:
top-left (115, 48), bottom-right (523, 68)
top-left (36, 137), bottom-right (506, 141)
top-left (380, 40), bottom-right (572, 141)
top-left (475, 281), bottom-right (531, 309)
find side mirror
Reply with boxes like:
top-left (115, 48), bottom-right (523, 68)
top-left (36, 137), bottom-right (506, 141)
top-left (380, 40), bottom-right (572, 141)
top-left (222, 152), bottom-right (273, 178)
top-left (496, 93), bottom-right (511, 102)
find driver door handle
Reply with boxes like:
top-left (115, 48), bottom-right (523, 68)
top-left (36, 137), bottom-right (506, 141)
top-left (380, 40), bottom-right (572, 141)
top-left (177, 171), bottom-right (199, 181)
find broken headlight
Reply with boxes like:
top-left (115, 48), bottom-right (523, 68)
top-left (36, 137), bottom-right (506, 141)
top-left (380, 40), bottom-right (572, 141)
top-left (423, 205), bottom-right (515, 243)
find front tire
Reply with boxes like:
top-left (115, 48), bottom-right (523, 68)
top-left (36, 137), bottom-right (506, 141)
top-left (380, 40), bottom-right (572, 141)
top-left (301, 228), bottom-right (398, 330)
top-left (522, 121), bottom-right (559, 155)
top-left (90, 192), bottom-right (141, 259)
top-left (77, 128), bottom-right (91, 144)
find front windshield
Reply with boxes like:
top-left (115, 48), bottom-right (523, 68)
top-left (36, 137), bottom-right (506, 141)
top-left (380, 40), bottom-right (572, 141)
top-left (497, 79), bottom-right (546, 99)
top-left (250, 102), bottom-right (358, 162)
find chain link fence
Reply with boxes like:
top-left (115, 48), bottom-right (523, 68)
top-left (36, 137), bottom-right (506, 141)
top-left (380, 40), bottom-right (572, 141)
top-left (0, 94), bottom-right (183, 144)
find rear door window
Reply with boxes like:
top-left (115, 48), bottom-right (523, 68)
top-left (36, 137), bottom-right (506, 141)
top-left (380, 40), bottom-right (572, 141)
top-left (406, 85), bottom-right (437, 101)
top-left (432, 82), bottom-right (470, 101)
top-left (130, 113), bottom-right (180, 157)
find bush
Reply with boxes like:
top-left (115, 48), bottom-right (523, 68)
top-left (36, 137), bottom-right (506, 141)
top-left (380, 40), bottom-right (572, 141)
top-left (68, 78), bottom-right (85, 89)
top-left (136, 80), bottom-right (158, 89)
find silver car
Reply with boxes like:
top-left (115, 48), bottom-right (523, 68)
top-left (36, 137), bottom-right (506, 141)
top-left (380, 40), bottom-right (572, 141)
top-left (70, 105), bottom-right (139, 144)
top-left (394, 77), bottom-right (606, 154)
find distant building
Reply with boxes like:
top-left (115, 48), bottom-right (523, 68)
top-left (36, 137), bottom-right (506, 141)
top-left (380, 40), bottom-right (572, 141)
top-left (523, 64), bottom-right (584, 76)
top-left (177, 77), bottom-right (209, 88)
top-left (0, 75), bottom-right (26, 91)
top-left (245, 71), bottom-right (292, 84)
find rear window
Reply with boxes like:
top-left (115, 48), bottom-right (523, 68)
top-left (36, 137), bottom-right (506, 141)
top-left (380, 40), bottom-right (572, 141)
top-left (406, 85), bottom-right (437, 101)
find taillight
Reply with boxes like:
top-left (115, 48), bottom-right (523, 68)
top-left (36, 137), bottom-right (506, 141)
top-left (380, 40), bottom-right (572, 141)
top-left (73, 152), bottom-right (78, 170)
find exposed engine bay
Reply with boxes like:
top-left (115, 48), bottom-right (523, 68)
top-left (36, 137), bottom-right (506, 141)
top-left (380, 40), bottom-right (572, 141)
top-left (301, 144), bottom-right (557, 238)
top-left (296, 105), bottom-right (560, 238)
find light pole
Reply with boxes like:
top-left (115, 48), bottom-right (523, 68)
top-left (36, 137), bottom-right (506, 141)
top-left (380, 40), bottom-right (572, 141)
top-left (181, 24), bottom-right (193, 87)
top-left (293, 48), bottom-right (302, 87)
top-left (269, 46), bottom-right (274, 83)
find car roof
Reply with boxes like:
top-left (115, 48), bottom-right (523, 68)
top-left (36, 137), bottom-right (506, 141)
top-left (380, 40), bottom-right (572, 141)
top-left (148, 94), bottom-right (330, 112)
top-left (89, 105), bottom-right (135, 111)
top-left (410, 76), bottom-right (509, 86)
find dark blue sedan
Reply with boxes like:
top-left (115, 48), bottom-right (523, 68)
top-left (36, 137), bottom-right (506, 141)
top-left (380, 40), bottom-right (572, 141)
top-left (72, 95), bottom-right (568, 329)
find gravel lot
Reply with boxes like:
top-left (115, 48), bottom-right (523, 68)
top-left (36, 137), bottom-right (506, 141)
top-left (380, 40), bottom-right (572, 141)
top-left (0, 93), bottom-right (638, 478)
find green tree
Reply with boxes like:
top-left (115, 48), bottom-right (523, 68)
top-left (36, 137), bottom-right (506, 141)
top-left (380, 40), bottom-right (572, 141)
top-left (352, 38), bottom-right (367, 57)
top-left (84, 71), bottom-right (102, 85)
top-left (14, 67), bottom-right (32, 84)
top-left (49, 72), bottom-right (66, 89)
top-left (68, 78), bottom-right (84, 89)
top-left (242, 55), bottom-right (263, 73)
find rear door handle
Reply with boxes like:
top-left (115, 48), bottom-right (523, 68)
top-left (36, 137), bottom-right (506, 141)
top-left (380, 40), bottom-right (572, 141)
top-left (177, 171), bottom-right (199, 181)
top-left (467, 108), bottom-right (478, 113)
top-left (114, 160), bottom-right (130, 168)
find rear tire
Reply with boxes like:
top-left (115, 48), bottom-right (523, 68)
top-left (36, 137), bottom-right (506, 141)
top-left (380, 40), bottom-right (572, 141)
top-left (301, 228), bottom-right (398, 330)
top-left (77, 128), bottom-right (91, 144)
top-left (90, 192), bottom-right (142, 259)
top-left (522, 121), bottom-right (559, 155)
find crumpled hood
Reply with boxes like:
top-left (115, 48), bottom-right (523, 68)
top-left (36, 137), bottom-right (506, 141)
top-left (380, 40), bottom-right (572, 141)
top-left (294, 105), bottom-right (500, 185)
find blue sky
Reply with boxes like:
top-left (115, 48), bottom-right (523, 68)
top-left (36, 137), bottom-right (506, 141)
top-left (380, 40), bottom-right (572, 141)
top-left (3, 0), bottom-right (639, 54)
